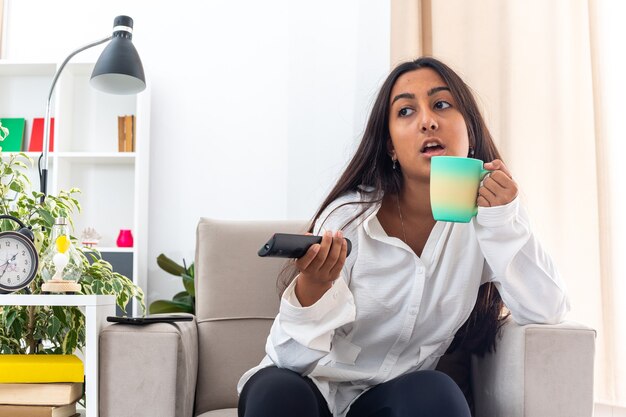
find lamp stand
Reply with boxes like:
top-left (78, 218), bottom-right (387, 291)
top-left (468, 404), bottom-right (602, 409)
top-left (40, 36), bottom-right (112, 202)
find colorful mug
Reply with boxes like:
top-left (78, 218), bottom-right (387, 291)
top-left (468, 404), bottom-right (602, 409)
top-left (430, 156), bottom-right (491, 223)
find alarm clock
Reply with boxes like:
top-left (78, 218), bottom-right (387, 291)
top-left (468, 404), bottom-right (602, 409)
top-left (0, 215), bottom-right (39, 294)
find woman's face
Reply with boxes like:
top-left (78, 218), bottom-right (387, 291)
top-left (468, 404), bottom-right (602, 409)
top-left (388, 68), bottom-right (470, 182)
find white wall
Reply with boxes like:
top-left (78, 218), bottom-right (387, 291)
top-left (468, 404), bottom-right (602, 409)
top-left (2, 0), bottom-right (390, 304)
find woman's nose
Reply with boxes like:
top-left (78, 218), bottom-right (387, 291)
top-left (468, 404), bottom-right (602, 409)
top-left (419, 111), bottom-right (438, 132)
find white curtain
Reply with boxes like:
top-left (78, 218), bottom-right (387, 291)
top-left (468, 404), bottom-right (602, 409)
top-left (588, 0), bottom-right (626, 405)
top-left (391, 0), bottom-right (625, 406)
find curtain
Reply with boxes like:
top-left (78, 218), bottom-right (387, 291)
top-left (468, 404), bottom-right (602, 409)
top-left (390, 0), bottom-right (431, 61)
top-left (588, 0), bottom-right (626, 405)
top-left (390, 0), bottom-right (624, 406)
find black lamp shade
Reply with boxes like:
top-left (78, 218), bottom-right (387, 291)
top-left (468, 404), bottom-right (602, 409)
top-left (90, 36), bottom-right (146, 94)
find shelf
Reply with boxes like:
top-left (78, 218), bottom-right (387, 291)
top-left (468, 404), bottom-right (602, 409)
top-left (0, 61), bottom-right (56, 75)
top-left (55, 152), bottom-right (135, 158)
top-left (56, 152), bottom-right (136, 165)
top-left (2, 152), bottom-right (135, 160)
top-left (0, 294), bottom-right (115, 306)
top-left (0, 152), bottom-right (40, 159)
top-left (82, 246), bottom-right (135, 253)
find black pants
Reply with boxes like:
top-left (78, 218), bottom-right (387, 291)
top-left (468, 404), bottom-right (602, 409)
top-left (238, 367), bottom-right (471, 417)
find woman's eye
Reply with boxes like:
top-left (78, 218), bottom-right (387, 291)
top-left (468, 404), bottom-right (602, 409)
top-left (398, 107), bottom-right (415, 117)
top-left (434, 100), bottom-right (451, 110)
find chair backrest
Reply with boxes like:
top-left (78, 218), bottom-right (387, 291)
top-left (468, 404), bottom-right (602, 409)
top-left (194, 218), bottom-right (306, 414)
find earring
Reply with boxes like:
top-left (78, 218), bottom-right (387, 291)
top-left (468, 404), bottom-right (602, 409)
top-left (392, 157), bottom-right (398, 170)
top-left (468, 147), bottom-right (475, 157)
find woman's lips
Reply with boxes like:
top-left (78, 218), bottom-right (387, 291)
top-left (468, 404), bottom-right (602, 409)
top-left (420, 147), bottom-right (446, 158)
top-left (420, 138), bottom-right (446, 158)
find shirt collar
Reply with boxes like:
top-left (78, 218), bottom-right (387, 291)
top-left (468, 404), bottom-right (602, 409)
top-left (361, 194), bottom-right (450, 262)
top-left (363, 205), bottom-right (408, 250)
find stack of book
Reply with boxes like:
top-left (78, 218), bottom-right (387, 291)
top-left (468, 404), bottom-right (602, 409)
top-left (0, 355), bottom-right (84, 417)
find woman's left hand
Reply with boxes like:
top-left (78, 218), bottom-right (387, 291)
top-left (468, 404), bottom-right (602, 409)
top-left (477, 159), bottom-right (519, 207)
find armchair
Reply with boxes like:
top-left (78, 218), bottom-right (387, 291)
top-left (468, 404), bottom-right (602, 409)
top-left (99, 218), bottom-right (595, 417)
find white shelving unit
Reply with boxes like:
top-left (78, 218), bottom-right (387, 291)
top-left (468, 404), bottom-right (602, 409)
top-left (0, 61), bottom-right (150, 315)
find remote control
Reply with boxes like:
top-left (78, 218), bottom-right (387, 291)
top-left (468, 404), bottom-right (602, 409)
top-left (258, 233), bottom-right (352, 258)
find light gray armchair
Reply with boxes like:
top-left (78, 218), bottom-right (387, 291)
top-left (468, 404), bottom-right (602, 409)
top-left (99, 218), bottom-right (596, 417)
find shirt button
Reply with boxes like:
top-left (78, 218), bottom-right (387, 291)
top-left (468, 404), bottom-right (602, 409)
top-left (417, 267), bottom-right (424, 274)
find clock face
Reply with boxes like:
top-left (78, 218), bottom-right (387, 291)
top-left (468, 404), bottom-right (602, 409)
top-left (0, 231), bottom-right (39, 293)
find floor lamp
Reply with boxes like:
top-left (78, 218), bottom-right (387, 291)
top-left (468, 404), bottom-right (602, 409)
top-left (40, 15), bottom-right (146, 201)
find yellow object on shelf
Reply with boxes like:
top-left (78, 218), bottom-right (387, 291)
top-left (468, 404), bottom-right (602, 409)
top-left (55, 235), bottom-right (70, 253)
top-left (0, 355), bottom-right (84, 383)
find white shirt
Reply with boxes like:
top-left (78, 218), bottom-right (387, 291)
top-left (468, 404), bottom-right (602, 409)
top-left (238, 190), bottom-right (569, 417)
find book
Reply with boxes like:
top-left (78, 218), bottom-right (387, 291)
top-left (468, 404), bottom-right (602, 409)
top-left (117, 115), bottom-right (135, 152)
top-left (0, 382), bottom-right (83, 406)
top-left (28, 117), bottom-right (55, 152)
top-left (0, 118), bottom-right (26, 152)
top-left (117, 116), bottom-right (125, 152)
top-left (0, 355), bottom-right (83, 383)
top-left (126, 115), bottom-right (135, 152)
top-left (0, 402), bottom-right (76, 417)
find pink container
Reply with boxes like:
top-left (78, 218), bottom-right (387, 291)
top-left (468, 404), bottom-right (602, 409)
top-left (116, 229), bottom-right (134, 247)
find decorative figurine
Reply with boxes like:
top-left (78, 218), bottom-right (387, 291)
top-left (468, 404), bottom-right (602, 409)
top-left (81, 227), bottom-right (102, 247)
top-left (41, 217), bottom-right (82, 293)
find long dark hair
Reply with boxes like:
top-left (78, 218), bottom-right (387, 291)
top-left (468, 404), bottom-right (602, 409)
top-left (280, 57), bottom-right (509, 356)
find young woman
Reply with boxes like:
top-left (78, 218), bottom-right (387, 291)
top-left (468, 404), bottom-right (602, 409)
top-left (237, 57), bottom-right (569, 417)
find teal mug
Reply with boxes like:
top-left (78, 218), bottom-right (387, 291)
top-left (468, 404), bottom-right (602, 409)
top-left (430, 156), bottom-right (491, 223)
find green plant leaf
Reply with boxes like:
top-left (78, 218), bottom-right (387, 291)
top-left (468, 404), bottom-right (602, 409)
top-left (148, 300), bottom-right (193, 314)
top-left (176, 294), bottom-right (193, 307)
top-left (48, 316), bottom-right (62, 339)
top-left (9, 181), bottom-right (23, 192)
top-left (117, 292), bottom-right (130, 313)
top-left (13, 160), bottom-right (29, 170)
top-left (11, 315), bottom-right (23, 339)
top-left (111, 278), bottom-right (123, 294)
top-left (181, 273), bottom-right (195, 297)
top-left (157, 254), bottom-right (185, 276)
top-left (172, 291), bottom-right (189, 301)
top-left (52, 306), bottom-right (68, 326)
top-left (36, 208), bottom-right (55, 227)
top-left (62, 329), bottom-right (78, 354)
top-left (5, 310), bottom-right (17, 329)
top-left (92, 280), bottom-right (104, 294)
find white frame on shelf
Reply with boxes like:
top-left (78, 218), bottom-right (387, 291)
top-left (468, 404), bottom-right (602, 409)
top-left (0, 294), bottom-right (115, 417)
top-left (91, 246), bottom-right (135, 253)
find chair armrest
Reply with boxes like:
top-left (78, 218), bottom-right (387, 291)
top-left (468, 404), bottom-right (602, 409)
top-left (99, 314), bottom-right (198, 417)
top-left (471, 319), bottom-right (595, 417)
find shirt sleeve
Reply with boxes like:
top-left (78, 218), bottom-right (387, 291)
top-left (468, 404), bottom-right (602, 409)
top-left (265, 195), bottom-right (359, 374)
top-left (475, 197), bottom-right (570, 325)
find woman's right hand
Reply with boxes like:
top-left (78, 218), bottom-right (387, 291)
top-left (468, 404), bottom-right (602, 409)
top-left (294, 230), bottom-right (348, 307)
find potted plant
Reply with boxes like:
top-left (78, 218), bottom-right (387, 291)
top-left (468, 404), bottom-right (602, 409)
top-left (149, 254), bottom-right (194, 314)
top-left (0, 136), bottom-right (145, 354)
